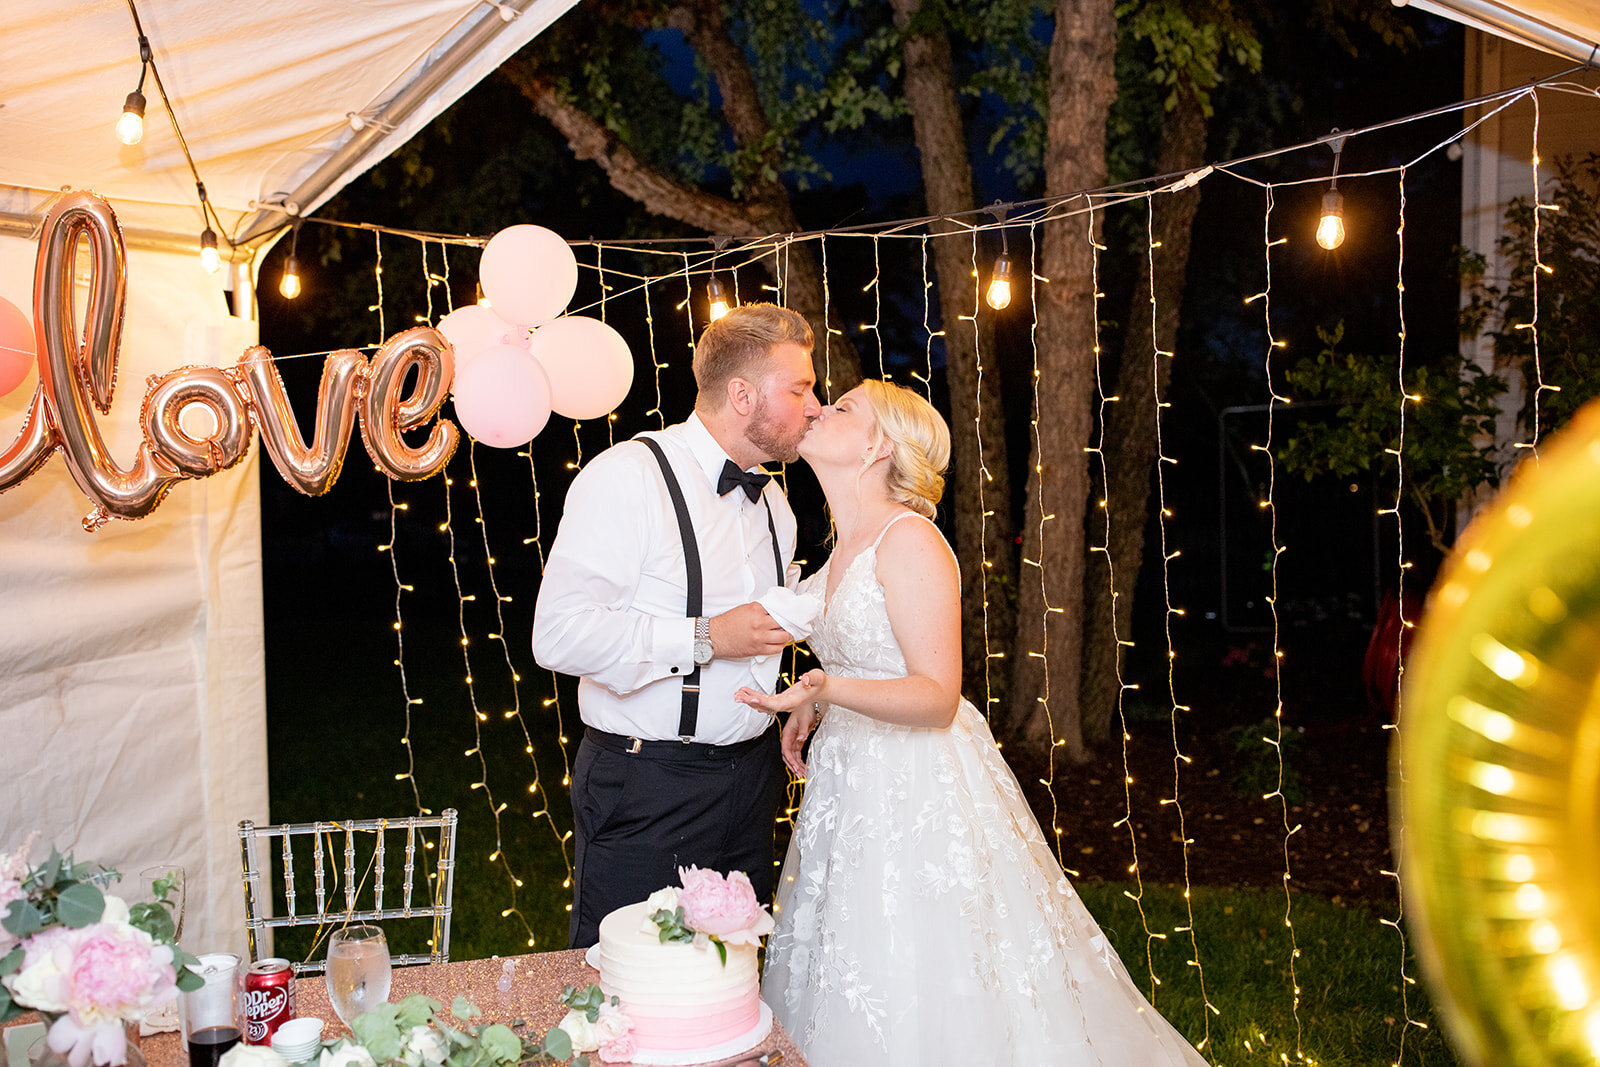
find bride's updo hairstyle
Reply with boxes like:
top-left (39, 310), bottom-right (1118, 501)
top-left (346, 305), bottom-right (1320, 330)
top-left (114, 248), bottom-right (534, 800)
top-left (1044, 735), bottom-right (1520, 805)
top-left (859, 380), bottom-right (950, 519)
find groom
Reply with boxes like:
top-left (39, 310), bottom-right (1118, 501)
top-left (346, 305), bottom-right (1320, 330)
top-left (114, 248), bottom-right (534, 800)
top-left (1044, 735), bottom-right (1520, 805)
top-left (532, 303), bottom-right (821, 948)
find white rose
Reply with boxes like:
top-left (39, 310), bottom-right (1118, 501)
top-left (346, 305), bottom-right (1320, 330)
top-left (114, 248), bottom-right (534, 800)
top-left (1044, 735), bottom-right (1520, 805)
top-left (99, 894), bottom-right (132, 927)
top-left (401, 1025), bottom-right (448, 1067)
top-left (644, 887), bottom-right (679, 913)
top-left (556, 1010), bottom-right (598, 1054)
top-left (593, 1004), bottom-right (630, 1044)
top-left (319, 1043), bottom-right (377, 1067)
top-left (220, 1045), bottom-right (290, 1067)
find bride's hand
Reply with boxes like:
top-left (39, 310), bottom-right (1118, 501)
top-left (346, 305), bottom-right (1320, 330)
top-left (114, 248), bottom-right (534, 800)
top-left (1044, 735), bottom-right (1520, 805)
top-left (779, 702), bottom-right (819, 778)
top-left (735, 668), bottom-right (827, 717)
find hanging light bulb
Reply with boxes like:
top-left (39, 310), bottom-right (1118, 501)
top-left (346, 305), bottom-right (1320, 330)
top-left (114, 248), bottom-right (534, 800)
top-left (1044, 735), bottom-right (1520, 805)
top-left (1316, 187), bottom-right (1346, 251)
top-left (1316, 131), bottom-right (1349, 252)
top-left (279, 220), bottom-right (303, 299)
top-left (707, 274), bottom-right (733, 321)
top-left (199, 228), bottom-right (221, 274)
top-left (117, 91), bottom-right (146, 146)
top-left (116, 35), bottom-right (152, 146)
top-left (986, 253), bottom-right (1014, 311)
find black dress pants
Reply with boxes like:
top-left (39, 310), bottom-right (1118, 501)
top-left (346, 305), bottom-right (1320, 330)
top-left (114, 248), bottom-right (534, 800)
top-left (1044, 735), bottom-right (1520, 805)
top-left (567, 723), bottom-right (783, 949)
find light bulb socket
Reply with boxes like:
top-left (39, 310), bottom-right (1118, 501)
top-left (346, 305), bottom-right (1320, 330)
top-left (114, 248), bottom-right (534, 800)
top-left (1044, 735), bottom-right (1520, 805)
top-left (992, 253), bottom-right (1014, 284)
top-left (707, 274), bottom-right (727, 303)
top-left (122, 90), bottom-right (147, 121)
top-left (1321, 187), bottom-right (1344, 217)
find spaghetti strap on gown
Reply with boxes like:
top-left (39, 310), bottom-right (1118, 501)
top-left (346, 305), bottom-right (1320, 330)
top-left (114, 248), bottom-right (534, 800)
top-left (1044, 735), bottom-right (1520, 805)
top-left (762, 513), bottom-right (1209, 1066)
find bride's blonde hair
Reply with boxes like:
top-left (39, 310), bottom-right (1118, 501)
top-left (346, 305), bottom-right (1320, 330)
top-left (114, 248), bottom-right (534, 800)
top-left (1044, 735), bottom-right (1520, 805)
top-left (859, 380), bottom-right (950, 519)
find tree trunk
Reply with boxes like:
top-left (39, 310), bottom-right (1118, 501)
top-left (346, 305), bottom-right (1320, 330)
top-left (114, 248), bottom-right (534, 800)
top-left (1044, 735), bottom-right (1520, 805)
top-left (889, 0), bottom-right (1017, 708)
top-left (1005, 0), bottom-right (1117, 761)
top-left (500, 9), bottom-right (862, 393)
top-left (1079, 83), bottom-right (1209, 744)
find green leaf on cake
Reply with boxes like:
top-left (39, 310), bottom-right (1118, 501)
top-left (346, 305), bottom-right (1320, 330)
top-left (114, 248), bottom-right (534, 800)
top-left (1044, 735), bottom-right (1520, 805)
top-left (713, 938), bottom-right (727, 966)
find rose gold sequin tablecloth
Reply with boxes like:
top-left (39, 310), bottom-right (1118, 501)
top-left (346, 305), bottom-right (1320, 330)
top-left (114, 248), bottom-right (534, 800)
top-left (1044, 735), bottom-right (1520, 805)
top-left (132, 951), bottom-right (805, 1067)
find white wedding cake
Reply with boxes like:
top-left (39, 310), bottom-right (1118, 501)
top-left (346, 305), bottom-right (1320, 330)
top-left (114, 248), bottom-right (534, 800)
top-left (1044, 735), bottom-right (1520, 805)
top-left (588, 868), bottom-right (774, 1063)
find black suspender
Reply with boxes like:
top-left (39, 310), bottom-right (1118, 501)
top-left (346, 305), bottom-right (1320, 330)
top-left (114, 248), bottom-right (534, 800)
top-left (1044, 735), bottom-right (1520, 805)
top-left (637, 435), bottom-right (783, 742)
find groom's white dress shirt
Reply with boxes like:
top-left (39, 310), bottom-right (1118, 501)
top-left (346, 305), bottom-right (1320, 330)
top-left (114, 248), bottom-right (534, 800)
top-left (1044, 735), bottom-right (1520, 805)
top-left (532, 413), bottom-right (800, 745)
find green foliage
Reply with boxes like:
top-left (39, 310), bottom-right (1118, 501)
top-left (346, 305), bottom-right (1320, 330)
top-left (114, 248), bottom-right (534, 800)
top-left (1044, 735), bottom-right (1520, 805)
top-left (341, 991), bottom-right (594, 1067)
top-left (1461, 153), bottom-right (1600, 431)
top-left (1278, 323), bottom-right (1506, 552)
top-left (1115, 0), bottom-right (1262, 117)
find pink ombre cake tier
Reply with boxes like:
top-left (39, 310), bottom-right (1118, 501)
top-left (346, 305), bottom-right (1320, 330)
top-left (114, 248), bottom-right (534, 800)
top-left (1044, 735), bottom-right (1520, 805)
top-left (594, 901), bottom-right (763, 1054)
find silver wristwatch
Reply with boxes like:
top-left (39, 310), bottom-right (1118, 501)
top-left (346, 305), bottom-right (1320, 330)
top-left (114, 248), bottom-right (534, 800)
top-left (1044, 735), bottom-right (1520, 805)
top-left (693, 616), bottom-right (714, 667)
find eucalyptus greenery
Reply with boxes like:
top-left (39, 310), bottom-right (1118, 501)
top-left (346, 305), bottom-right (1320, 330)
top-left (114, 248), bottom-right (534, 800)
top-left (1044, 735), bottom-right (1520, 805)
top-left (343, 990), bottom-right (611, 1067)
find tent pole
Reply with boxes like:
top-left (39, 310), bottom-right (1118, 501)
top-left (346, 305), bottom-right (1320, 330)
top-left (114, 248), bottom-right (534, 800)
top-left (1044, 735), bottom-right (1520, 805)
top-left (1395, 0), bottom-right (1600, 67)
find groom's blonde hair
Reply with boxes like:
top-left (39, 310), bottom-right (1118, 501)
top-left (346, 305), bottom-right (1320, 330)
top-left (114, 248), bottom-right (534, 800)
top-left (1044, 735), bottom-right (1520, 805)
top-left (859, 380), bottom-right (949, 519)
top-left (693, 303), bottom-right (813, 412)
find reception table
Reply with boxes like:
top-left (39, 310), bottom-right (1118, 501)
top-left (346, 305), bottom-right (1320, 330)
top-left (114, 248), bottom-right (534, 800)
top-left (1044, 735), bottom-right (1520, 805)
top-left (5, 950), bottom-right (804, 1067)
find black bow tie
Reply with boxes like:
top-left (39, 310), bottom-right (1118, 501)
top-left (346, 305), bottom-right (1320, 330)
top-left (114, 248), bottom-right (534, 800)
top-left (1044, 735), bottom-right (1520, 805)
top-left (718, 460), bottom-right (770, 502)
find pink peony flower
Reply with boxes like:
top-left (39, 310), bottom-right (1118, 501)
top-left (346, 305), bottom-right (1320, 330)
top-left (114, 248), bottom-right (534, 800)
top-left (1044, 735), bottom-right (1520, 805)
top-left (596, 1032), bottom-right (637, 1063)
top-left (675, 867), bottom-right (774, 946)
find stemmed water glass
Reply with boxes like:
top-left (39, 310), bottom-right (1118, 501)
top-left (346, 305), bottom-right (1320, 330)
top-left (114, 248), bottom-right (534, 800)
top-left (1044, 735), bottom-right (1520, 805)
top-left (326, 925), bottom-right (392, 1028)
top-left (140, 864), bottom-right (186, 942)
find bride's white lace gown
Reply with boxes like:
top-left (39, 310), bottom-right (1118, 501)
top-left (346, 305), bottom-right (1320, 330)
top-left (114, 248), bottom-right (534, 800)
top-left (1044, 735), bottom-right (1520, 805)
top-left (763, 514), bottom-right (1209, 1066)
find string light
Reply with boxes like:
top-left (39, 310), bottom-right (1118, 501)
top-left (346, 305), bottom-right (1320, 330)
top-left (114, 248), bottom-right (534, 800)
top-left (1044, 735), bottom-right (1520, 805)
top-left (199, 226), bottom-right (221, 274)
top-left (986, 253), bottom-right (1014, 310)
top-left (279, 218), bottom-right (303, 300)
top-left (1145, 196), bottom-right (1217, 1041)
top-left (1255, 185), bottom-right (1307, 1060)
top-left (1316, 133), bottom-right (1348, 251)
top-left (967, 228), bottom-right (999, 727)
top-left (986, 202), bottom-right (1015, 310)
top-left (116, 33), bottom-right (151, 146)
top-left (1383, 166), bottom-right (1428, 1066)
top-left (706, 273), bottom-right (732, 322)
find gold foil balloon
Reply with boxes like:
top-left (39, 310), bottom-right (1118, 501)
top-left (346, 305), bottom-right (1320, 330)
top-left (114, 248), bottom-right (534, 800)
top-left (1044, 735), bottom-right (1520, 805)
top-left (30, 191), bottom-right (184, 528)
top-left (241, 345), bottom-right (367, 496)
top-left (140, 366), bottom-right (251, 478)
top-left (359, 326), bottom-right (458, 480)
top-left (1399, 396), bottom-right (1600, 1067)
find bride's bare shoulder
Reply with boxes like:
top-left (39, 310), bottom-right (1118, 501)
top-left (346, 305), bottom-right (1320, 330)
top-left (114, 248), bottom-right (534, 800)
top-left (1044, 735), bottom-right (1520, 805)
top-left (876, 513), bottom-right (957, 581)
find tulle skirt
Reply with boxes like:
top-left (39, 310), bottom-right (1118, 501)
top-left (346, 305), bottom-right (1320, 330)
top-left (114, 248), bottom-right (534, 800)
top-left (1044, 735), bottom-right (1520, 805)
top-left (762, 698), bottom-right (1209, 1067)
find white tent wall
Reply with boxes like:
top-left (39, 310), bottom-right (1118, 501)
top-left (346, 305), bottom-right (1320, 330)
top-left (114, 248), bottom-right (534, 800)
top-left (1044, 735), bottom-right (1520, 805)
top-left (0, 234), bottom-right (265, 956)
top-left (1457, 29), bottom-right (1600, 514)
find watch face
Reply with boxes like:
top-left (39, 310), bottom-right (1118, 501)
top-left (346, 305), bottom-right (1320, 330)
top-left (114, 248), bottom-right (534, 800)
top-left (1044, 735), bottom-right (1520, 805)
top-left (694, 639), bottom-right (713, 664)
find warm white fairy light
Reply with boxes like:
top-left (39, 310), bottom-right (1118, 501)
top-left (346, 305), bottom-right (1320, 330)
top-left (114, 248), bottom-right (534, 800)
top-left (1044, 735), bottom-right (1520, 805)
top-left (1515, 90), bottom-right (1562, 458)
top-left (1145, 197), bottom-right (1217, 1041)
top-left (861, 235), bottom-right (886, 379)
top-left (915, 235), bottom-right (935, 399)
top-left (819, 235), bottom-right (838, 401)
top-left (380, 480), bottom-right (429, 815)
top-left (1378, 168), bottom-right (1428, 1066)
top-left (1252, 185), bottom-right (1306, 1060)
top-left (438, 460), bottom-right (538, 944)
top-left (1081, 197), bottom-right (1163, 1001)
top-left (518, 458), bottom-right (574, 803)
top-left (640, 276), bottom-right (666, 427)
top-left (1024, 216), bottom-right (1069, 869)
top-left (967, 228), bottom-right (1000, 728)
top-left (465, 444), bottom-right (573, 945)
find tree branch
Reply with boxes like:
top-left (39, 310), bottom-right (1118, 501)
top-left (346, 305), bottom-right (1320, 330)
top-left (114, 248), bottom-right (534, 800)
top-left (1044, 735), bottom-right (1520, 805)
top-left (501, 61), bottom-right (767, 237)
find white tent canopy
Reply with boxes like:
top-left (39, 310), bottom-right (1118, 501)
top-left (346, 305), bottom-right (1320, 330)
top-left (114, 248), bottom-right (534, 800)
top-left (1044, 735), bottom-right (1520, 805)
top-left (1396, 0), bottom-right (1599, 66)
top-left (0, 0), bottom-right (574, 956)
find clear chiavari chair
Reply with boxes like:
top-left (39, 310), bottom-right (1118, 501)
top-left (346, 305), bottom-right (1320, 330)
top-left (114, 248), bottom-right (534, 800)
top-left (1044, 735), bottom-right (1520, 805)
top-left (237, 809), bottom-right (457, 975)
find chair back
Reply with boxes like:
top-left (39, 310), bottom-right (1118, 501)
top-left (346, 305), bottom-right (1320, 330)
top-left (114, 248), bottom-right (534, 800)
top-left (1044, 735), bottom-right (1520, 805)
top-left (238, 810), bottom-right (457, 975)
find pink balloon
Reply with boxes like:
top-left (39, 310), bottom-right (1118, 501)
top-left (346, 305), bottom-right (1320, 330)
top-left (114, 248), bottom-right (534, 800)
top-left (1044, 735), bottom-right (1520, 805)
top-left (438, 305), bottom-right (527, 374)
top-left (450, 344), bottom-right (553, 448)
top-left (478, 224), bottom-right (578, 328)
top-left (0, 295), bottom-right (36, 397)
top-left (528, 316), bottom-right (635, 421)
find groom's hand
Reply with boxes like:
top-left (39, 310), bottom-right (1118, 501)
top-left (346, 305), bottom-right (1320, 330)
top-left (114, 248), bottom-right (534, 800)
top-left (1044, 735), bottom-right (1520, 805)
top-left (709, 603), bottom-right (792, 659)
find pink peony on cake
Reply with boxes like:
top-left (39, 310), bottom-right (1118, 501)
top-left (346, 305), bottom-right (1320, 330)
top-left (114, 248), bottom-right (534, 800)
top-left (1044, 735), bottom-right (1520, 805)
top-left (589, 867), bottom-right (775, 1064)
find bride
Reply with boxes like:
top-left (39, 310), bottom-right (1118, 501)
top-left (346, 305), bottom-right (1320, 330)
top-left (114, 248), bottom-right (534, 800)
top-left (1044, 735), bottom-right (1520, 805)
top-left (736, 381), bottom-right (1208, 1066)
